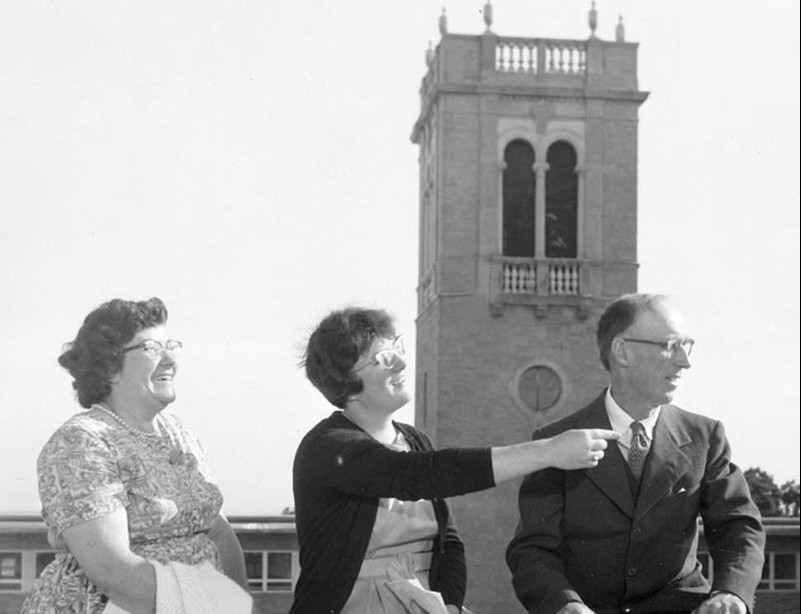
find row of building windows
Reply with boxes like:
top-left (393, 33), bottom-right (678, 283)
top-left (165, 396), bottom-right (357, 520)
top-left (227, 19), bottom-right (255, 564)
top-left (0, 550), bottom-right (297, 593)
top-left (3, 548), bottom-right (799, 594)
top-left (697, 551), bottom-right (800, 592)
top-left (244, 550), bottom-right (296, 592)
top-left (0, 551), bottom-right (54, 592)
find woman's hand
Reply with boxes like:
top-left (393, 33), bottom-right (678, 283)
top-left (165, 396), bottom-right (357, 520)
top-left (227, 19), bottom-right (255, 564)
top-left (542, 429), bottom-right (621, 470)
top-left (490, 429), bottom-right (620, 484)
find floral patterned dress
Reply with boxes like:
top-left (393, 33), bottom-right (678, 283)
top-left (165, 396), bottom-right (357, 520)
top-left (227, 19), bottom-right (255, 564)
top-left (21, 410), bottom-right (224, 614)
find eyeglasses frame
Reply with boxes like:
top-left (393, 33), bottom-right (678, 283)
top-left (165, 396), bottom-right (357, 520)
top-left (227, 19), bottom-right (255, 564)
top-left (122, 339), bottom-right (183, 357)
top-left (621, 337), bottom-right (695, 357)
top-left (352, 335), bottom-right (406, 373)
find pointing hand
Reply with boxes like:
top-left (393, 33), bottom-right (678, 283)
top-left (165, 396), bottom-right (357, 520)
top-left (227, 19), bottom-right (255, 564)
top-left (545, 428), bottom-right (621, 470)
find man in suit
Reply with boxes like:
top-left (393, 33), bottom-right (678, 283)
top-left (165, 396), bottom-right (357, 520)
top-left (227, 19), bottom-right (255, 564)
top-left (506, 293), bottom-right (765, 614)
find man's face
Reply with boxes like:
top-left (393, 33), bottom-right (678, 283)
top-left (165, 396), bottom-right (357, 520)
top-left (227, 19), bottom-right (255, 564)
top-left (618, 301), bottom-right (692, 409)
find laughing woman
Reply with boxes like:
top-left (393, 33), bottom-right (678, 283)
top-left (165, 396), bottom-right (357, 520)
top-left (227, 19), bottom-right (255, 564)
top-left (22, 297), bottom-right (250, 614)
top-left (290, 307), bottom-right (619, 614)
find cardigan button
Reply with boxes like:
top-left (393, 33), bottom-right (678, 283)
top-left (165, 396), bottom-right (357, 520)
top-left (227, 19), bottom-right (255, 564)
top-left (626, 566), bottom-right (637, 577)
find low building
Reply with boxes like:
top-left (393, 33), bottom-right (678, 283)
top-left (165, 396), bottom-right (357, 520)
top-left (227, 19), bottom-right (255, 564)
top-left (1, 514), bottom-right (798, 613)
top-left (0, 514), bottom-right (298, 614)
top-left (698, 517), bottom-right (800, 614)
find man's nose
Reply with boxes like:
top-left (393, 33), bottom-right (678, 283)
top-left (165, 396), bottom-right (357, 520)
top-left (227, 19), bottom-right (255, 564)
top-left (673, 346), bottom-right (691, 368)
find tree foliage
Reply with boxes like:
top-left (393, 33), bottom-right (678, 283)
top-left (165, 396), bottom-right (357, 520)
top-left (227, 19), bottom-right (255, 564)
top-left (744, 467), bottom-right (799, 517)
top-left (780, 480), bottom-right (800, 517)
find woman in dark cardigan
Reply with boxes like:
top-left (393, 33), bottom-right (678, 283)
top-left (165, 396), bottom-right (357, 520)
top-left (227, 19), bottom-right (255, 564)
top-left (290, 307), bottom-right (619, 614)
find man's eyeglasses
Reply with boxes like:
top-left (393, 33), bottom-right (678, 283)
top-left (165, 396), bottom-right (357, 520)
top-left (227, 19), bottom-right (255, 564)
top-left (123, 339), bottom-right (183, 359)
top-left (353, 336), bottom-right (406, 372)
top-left (622, 337), bottom-right (694, 357)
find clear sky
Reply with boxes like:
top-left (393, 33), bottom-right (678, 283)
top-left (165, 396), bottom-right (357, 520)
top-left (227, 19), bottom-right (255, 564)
top-left (1, 0), bottom-right (798, 515)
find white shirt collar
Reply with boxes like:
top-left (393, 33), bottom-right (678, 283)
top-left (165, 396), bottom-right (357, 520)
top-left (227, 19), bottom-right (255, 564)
top-left (604, 387), bottom-right (661, 445)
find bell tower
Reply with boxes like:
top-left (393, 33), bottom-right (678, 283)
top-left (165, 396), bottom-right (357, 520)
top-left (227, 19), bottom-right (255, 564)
top-left (411, 4), bottom-right (648, 612)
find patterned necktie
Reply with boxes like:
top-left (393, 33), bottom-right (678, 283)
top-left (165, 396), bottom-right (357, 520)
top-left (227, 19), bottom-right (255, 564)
top-left (628, 421), bottom-right (649, 479)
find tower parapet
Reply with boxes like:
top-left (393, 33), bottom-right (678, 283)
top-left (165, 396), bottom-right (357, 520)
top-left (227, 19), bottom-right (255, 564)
top-left (415, 31), bottom-right (643, 116)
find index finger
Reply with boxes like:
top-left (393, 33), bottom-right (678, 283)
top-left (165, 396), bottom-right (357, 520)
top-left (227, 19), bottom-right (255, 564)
top-left (589, 429), bottom-right (621, 441)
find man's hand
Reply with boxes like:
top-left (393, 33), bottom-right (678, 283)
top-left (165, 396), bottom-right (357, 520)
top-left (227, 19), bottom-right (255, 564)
top-left (556, 601), bottom-right (595, 614)
top-left (691, 591), bottom-right (748, 614)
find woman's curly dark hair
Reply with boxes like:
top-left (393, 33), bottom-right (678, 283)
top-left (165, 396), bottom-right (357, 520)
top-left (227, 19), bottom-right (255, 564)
top-left (58, 297), bottom-right (169, 408)
top-left (303, 307), bottom-right (396, 408)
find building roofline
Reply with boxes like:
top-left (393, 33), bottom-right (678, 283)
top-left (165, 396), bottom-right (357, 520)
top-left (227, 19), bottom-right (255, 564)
top-left (0, 513), bottom-right (298, 534)
top-left (3, 514), bottom-right (796, 536)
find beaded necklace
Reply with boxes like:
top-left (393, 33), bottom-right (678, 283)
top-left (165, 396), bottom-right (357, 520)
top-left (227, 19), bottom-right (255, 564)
top-left (91, 404), bottom-right (186, 465)
top-left (92, 403), bottom-right (160, 437)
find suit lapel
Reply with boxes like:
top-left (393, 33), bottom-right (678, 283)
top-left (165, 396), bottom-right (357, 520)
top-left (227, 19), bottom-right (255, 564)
top-left (581, 396), bottom-right (636, 519)
top-left (634, 406), bottom-right (694, 519)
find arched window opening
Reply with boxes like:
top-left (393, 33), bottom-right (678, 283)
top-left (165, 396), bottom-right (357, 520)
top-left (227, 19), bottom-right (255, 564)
top-left (502, 139), bottom-right (536, 257)
top-left (545, 141), bottom-right (578, 258)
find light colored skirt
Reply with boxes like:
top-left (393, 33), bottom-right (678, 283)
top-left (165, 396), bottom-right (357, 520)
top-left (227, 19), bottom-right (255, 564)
top-left (340, 551), bottom-right (449, 614)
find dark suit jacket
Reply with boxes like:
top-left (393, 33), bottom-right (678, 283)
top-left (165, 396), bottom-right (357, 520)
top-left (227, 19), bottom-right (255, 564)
top-left (506, 392), bottom-right (765, 614)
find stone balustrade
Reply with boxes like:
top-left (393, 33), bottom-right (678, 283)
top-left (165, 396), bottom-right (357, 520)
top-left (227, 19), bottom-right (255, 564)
top-left (415, 32), bottom-right (641, 122)
top-left (549, 261), bottom-right (581, 295)
top-left (496, 257), bottom-right (582, 297)
top-left (495, 38), bottom-right (586, 75)
top-left (502, 258), bottom-right (538, 293)
top-left (495, 38), bottom-right (539, 74)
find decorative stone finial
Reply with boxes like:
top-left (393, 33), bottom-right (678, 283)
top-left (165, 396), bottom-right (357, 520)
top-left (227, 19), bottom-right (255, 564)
top-left (483, 0), bottom-right (493, 32)
top-left (615, 15), bottom-right (625, 42)
top-left (588, 1), bottom-right (598, 39)
top-left (439, 7), bottom-right (448, 36)
top-left (426, 41), bottom-right (435, 66)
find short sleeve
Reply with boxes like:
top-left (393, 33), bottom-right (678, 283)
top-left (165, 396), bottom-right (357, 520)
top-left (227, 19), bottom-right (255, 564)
top-left (37, 420), bottom-right (127, 538)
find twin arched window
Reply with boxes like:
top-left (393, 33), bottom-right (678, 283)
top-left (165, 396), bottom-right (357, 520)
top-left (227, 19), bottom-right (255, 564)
top-left (502, 139), bottom-right (578, 258)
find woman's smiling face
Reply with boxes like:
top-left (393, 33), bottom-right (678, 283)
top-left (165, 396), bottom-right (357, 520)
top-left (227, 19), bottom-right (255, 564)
top-left (112, 325), bottom-right (178, 411)
top-left (351, 336), bottom-right (410, 414)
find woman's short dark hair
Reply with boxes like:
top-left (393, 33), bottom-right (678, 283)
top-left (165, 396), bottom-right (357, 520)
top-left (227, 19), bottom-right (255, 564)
top-left (303, 307), bottom-right (396, 408)
top-left (58, 297), bottom-right (169, 408)
top-left (596, 293), bottom-right (666, 371)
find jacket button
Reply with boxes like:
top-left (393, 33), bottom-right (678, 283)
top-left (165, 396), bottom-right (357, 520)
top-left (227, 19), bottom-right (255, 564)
top-left (626, 567), bottom-right (637, 577)
top-left (632, 527), bottom-right (642, 536)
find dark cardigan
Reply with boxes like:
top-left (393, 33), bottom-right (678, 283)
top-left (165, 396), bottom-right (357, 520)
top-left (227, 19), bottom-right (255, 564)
top-left (289, 411), bottom-right (496, 614)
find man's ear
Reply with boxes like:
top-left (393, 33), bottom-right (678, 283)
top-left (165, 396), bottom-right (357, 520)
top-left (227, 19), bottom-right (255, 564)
top-left (610, 336), bottom-right (630, 368)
